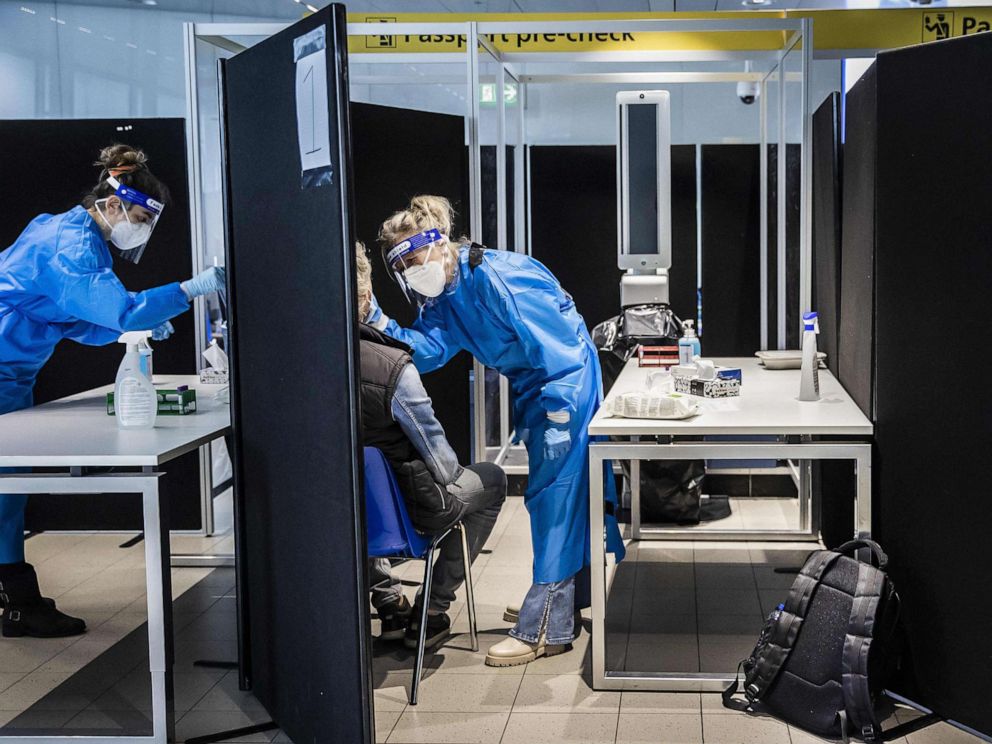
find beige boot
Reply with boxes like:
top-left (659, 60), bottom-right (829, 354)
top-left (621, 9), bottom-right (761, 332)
top-left (485, 634), bottom-right (571, 667)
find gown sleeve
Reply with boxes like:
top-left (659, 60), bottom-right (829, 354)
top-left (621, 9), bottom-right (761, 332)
top-left (383, 305), bottom-right (463, 375)
top-left (40, 227), bottom-right (189, 341)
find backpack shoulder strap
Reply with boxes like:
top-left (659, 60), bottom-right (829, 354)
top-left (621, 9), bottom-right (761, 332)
top-left (745, 550), bottom-right (845, 703)
top-left (841, 562), bottom-right (887, 742)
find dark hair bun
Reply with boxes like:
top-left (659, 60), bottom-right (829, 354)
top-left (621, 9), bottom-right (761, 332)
top-left (95, 144), bottom-right (148, 172)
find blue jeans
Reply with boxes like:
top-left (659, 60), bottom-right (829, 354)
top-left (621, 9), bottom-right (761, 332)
top-left (510, 576), bottom-right (577, 645)
top-left (509, 565), bottom-right (590, 645)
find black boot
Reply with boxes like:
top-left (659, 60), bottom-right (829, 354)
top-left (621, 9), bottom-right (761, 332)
top-left (0, 563), bottom-right (86, 638)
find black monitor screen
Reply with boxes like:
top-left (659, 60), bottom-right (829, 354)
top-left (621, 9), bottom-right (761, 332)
top-left (627, 103), bottom-right (660, 255)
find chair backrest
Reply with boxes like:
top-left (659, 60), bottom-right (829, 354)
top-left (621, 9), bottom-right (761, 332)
top-left (364, 447), bottom-right (431, 558)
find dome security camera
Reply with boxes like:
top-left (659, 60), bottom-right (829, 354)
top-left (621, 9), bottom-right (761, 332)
top-left (737, 80), bottom-right (760, 105)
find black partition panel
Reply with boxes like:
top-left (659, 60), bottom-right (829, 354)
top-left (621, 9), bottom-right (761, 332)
top-left (0, 118), bottom-right (200, 531)
top-left (838, 66), bottom-right (877, 418)
top-left (865, 35), bottom-right (992, 736)
top-left (529, 145), bottom-right (697, 333)
top-left (350, 102), bottom-right (472, 463)
top-left (763, 144), bottom-right (802, 351)
top-left (700, 145), bottom-right (761, 356)
top-left (222, 6), bottom-right (371, 743)
top-left (811, 93), bottom-right (843, 377)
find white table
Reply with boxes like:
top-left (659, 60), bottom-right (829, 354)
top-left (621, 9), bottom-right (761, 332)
top-left (588, 357), bottom-right (873, 692)
top-left (0, 375), bottom-right (230, 743)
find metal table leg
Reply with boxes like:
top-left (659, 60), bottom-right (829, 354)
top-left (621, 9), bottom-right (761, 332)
top-left (142, 477), bottom-right (175, 744)
top-left (589, 445), bottom-right (608, 691)
top-left (0, 473), bottom-right (175, 744)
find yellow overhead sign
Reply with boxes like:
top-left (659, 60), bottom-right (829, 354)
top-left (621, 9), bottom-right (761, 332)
top-left (347, 9), bottom-right (992, 56)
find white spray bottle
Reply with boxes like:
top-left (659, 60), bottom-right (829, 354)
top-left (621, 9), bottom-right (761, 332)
top-left (116, 332), bottom-right (157, 430)
top-left (799, 311), bottom-right (820, 402)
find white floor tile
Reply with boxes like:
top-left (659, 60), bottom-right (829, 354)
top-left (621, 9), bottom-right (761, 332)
top-left (620, 692), bottom-right (701, 715)
top-left (701, 713), bottom-right (791, 743)
top-left (387, 710), bottom-right (509, 743)
top-left (513, 673), bottom-right (620, 714)
top-left (617, 712), bottom-right (703, 743)
top-left (501, 711), bottom-right (619, 744)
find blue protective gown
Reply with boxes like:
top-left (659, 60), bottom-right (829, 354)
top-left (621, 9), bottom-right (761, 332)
top-left (0, 206), bottom-right (190, 563)
top-left (384, 247), bottom-right (625, 584)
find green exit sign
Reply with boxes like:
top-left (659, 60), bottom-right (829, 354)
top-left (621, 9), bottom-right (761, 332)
top-left (480, 82), bottom-right (518, 106)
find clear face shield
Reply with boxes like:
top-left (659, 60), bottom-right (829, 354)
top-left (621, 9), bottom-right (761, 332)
top-left (385, 229), bottom-right (455, 306)
top-left (94, 177), bottom-right (164, 264)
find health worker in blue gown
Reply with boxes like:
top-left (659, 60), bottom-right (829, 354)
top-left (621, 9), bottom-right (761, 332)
top-left (367, 195), bottom-right (624, 668)
top-left (0, 144), bottom-right (225, 638)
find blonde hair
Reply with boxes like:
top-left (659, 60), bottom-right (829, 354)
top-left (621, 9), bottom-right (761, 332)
top-left (355, 242), bottom-right (372, 319)
top-left (377, 195), bottom-right (464, 266)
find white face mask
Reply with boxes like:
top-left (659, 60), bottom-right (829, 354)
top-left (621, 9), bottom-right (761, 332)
top-left (110, 216), bottom-right (152, 252)
top-left (96, 200), bottom-right (152, 252)
top-left (404, 260), bottom-right (447, 298)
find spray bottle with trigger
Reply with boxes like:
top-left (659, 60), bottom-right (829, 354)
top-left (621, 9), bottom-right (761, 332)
top-left (799, 311), bottom-right (820, 401)
top-left (116, 332), bottom-right (157, 430)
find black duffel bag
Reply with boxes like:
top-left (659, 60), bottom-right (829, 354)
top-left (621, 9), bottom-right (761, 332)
top-left (723, 539), bottom-right (903, 743)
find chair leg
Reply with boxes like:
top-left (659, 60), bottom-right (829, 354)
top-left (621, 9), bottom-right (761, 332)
top-left (458, 523), bottom-right (479, 652)
top-left (410, 542), bottom-right (438, 706)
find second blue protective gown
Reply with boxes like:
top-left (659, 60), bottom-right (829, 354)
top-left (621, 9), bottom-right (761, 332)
top-left (0, 206), bottom-right (190, 563)
top-left (384, 246), bottom-right (624, 584)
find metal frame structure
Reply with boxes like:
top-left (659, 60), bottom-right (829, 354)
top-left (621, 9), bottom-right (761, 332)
top-left (184, 17), bottom-right (814, 480)
top-left (589, 440), bottom-right (871, 692)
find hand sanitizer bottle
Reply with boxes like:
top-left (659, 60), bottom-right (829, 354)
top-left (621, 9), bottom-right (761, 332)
top-left (678, 320), bottom-right (701, 366)
top-left (799, 311), bottom-right (820, 402)
top-left (116, 332), bottom-right (157, 430)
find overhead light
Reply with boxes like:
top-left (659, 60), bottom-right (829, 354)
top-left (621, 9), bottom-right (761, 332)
top-left (741, 0), bottom-right (772, 6)
top-left (141, 0), bottom-right (158, 5)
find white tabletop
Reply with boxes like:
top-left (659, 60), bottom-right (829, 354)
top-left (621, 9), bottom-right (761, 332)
top-left (589, 357), bottom-right (873, 437)
top-left (0, 375), bottom-right (231, 467)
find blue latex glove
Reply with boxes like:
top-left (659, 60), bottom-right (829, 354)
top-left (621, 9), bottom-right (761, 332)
top-left (181, 266), bottom-right (226, 300)
top-left (544, 423), bottom-right (572, 461)
top-left (365, 292), bottom-right (388, 329)
top-left (151, 321), bottom-right (174, 341)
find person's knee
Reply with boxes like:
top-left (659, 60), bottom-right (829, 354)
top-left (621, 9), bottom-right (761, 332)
top-left (471, 461), bottom-right (506, 498)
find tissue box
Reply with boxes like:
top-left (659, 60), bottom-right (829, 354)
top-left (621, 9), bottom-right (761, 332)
top-left (673, 376), bottom-right (741, 398)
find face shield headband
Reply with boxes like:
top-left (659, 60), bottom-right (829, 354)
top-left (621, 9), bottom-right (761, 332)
top-left (95, 176), bottom-right (164, 264)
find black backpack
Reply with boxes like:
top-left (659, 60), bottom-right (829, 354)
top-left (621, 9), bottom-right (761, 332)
top-left (723, 540), bottom-right (903, 743)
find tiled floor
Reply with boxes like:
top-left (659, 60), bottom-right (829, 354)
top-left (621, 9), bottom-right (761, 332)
top-left (0, 496), bottom-right (985, 744)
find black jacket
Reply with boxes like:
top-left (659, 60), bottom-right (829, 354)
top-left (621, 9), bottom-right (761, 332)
top-left (359, 323), bottom-right (416, 466)
top-left (358, 323), bottom-right (455, 533)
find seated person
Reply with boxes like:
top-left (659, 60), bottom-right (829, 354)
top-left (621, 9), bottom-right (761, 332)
top-left (356, 243), bottom-right (506, 650)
